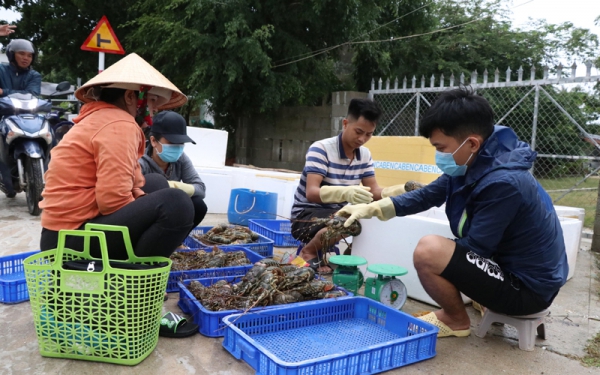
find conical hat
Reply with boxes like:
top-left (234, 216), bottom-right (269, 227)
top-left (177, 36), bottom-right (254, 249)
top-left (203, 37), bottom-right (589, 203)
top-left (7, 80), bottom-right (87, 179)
top-left (75, 53), bottom-right (187, 110)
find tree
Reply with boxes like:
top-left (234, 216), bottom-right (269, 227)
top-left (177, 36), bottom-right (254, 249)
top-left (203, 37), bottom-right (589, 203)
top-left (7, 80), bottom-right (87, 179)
top-left (126, 0), bottom-right (430, 129)
top-left (353, 0), bottom-right (599, 91)
top-left (2, 0), bottom-right (597, 128)
top-left (2, 0), bottom-right (141, 83)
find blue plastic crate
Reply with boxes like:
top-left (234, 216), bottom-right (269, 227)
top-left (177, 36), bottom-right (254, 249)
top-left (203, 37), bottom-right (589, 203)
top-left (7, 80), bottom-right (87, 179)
top-left (178, 276), bottom-right (353, 338)
top-left (0, 250), bottom-right (40, 304)
top-left (189, 226), bottom-right (274, 257)
top-left (182, 235), bottom-right (202, 249)
top-left (222, 296), bottom-right (438, 374)
top-left (167, 246), bottom-right (264, 293)
top-left (248, 219), bottom-right (301, 247)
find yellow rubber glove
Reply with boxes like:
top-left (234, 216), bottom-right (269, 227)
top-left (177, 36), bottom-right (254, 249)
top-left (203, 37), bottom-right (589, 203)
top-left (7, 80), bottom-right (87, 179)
top-left (319, 185), bottom-right (373, 204)
top-left (337, 197), bottom-right (397, 227)
top-left (168, 180), bottom-right (195, 197)
top-left (381, 184), bottom-right (406, 198)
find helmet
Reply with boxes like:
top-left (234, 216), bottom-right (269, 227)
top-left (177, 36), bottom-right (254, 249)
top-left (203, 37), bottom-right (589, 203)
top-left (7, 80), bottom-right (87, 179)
top-left (6, 39), bottom-right (36, 66)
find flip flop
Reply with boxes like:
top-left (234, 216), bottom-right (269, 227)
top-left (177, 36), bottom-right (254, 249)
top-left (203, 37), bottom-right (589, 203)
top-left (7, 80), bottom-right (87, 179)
top-left (472, 301), bottom-right (503, 325)
top-left (159, 312), bottom-right (198, 338)
top-left (417, 312), bottom-right (471, 338)
top-left (472, 301), bottom-right (484, 317)
top-left (306, 257), bottom-right (333, 275)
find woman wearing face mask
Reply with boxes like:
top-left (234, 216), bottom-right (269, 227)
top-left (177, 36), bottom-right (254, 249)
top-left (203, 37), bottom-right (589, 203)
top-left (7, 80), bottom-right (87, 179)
top-left (40, 54), bottom-right (194, 259)
top-left (138, 111), bottom-right (208, 230)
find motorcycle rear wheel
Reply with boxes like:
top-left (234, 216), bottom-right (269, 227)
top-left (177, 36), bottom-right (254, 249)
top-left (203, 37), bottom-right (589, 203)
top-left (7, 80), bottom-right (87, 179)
top-left (24, 157), bottom-right (44, 216)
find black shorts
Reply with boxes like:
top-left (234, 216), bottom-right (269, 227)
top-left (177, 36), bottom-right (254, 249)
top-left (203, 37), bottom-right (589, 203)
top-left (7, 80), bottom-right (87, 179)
top-left (291, 207), bottom-right (339, 243)
top-left (441, 243), bottom-right (555, 315)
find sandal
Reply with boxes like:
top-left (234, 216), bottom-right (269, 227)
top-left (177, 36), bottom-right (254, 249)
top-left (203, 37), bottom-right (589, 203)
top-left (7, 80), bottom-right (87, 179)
top-left (159, 312), bottom-right (198, 338)
top-left (417, 312), bottom-right (470, 338)
top-left (472, 301), bottom-right (484, 317)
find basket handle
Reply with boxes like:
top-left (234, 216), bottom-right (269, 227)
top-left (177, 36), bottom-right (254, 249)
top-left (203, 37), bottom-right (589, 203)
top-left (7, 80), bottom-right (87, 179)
top-left (83, 223), bottom-right (144, 262)
top-left (234, 194), bottom-right (256, 214)
top-left (55, 229), bottom-right (111, 272)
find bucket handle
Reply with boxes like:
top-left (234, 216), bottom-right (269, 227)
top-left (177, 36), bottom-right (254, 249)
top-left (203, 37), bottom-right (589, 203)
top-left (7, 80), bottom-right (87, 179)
top-left (234, 194), bottom-right (256, 214)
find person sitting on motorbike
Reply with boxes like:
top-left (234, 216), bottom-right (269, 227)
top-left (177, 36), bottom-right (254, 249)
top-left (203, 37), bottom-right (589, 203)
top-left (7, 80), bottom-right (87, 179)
top-left (39, 53), bottom-right (193, 260)
top-left (0, 39), bottom-right (41, 198)
top-left (138, 111), bottom-right (208, 231)
top-left (0, 39), bottom-right (41, 96)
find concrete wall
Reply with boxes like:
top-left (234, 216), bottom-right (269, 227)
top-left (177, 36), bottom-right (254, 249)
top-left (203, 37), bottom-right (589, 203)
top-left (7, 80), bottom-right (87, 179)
top-left (236, 91), bottom-right (368, 171)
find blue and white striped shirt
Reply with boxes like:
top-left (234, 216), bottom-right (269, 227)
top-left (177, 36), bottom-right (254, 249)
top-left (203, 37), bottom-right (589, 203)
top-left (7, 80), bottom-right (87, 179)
top-left (291, 134), bottom-right (375, 218)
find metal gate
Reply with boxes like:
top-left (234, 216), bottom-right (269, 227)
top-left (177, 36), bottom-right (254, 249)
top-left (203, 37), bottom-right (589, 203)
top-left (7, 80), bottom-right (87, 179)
top-left (369, 63), bottom-right (600, 227)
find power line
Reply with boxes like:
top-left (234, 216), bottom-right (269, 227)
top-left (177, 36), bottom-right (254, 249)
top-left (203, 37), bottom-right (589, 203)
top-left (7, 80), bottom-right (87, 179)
top-left (271, 0), bottom-right (536, 69)
top-left (273, 2), bottom-right (434, 65)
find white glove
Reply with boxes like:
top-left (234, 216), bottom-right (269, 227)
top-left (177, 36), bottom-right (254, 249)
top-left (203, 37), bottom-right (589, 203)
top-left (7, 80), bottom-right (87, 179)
top-left (381, 184), bottom-right (406, 198)
top-left (319, 185), bottom-right (373, 204)
top-left (168, 180), bottom-right (195, 197)
top-left (337, 198), bottom-right (397, 227)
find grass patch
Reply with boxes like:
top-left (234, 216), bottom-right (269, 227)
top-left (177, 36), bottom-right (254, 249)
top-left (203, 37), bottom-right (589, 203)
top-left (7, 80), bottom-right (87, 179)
top-left (538, 177), bottom-right (598, 228)
top-left (582, 253), bottom-right (600, 366)
top-left (583, 327), bottom-right (600, 366)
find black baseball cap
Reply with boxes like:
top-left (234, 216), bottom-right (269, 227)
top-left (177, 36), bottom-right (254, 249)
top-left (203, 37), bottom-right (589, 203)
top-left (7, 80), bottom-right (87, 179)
top-left (151, 111), bottom-right (196, 144)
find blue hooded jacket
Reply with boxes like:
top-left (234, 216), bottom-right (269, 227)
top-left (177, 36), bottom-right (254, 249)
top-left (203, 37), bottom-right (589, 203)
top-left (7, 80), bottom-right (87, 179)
top-left (391, 125), bottom-right (568, 302)
top-left (0, 63), bottom-right (41, 96)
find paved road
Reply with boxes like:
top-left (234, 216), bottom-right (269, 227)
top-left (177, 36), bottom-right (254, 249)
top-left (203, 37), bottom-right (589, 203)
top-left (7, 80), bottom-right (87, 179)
top-left (2, 193), bottom-right (600, 374)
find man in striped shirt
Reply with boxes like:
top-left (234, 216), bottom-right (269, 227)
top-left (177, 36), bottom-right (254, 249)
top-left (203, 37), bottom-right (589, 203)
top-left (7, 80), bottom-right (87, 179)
top-left (291, 98), bottom-right (405, 273)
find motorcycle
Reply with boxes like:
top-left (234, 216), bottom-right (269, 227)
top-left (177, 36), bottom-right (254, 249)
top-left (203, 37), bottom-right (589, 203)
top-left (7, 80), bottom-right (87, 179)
top-left (0, 81), bottom-right (72, 215)
top-left (47, 103), bottom-right (75, 145)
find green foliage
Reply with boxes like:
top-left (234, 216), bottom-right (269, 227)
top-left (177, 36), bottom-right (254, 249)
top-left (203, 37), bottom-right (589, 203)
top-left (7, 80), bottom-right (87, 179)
top-left (126, 0), bottom-right (401, 128)
top-left (3, 0), bottom-right (140, 83)
top-left (2, 0), bottom-right (599, 130)
top-left (354, 0), bottom-right (599, 90)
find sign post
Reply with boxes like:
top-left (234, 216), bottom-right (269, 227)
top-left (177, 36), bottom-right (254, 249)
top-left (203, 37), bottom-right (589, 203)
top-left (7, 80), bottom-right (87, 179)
top-left (80, 15), bottom-right (125, 73)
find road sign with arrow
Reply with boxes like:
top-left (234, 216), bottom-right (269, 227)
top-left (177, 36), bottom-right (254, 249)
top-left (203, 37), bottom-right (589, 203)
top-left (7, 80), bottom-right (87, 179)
top-left (80, 15), bottom-right (125, 55)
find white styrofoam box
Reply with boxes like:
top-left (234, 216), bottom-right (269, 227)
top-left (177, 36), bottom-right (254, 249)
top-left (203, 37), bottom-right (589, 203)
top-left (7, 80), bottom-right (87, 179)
top-left (415, 205), bottom-right (447, 221)
top-left (353, 206), bottom-right (583, 307)
top-left (352, 208), bottom-right (471, 307)
top-left (554, 205), bottom-right (585, 223)
top-left (200, 173), bottom-right (232, 214)
top-left (560, 217), bottom-right (583, 281)
top-left (554, 206), bottom-right (585, 258)
top-left (253, 175), bottom-right (300, 219)
top-left (184, 127), bottom-right (228, 168)
top-left (194, 166), bottom-right (301, 216)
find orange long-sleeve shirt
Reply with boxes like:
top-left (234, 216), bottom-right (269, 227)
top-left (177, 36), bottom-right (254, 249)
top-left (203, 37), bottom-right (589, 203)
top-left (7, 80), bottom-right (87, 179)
top-left (40, 101), bottom-right (146, 230)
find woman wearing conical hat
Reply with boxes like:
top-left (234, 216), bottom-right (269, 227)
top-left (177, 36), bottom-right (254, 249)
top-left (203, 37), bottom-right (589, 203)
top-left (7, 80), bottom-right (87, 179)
top-left (39, 53), bottom-right (193, 259)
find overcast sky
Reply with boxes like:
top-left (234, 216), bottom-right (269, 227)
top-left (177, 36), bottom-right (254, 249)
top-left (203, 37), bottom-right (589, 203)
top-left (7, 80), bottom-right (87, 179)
top-left (510, 0), bottom-right (599, 36)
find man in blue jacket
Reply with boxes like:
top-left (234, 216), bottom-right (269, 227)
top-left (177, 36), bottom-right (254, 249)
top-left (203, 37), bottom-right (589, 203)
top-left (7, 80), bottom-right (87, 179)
top-left (0, 40), bottom-right (42, 198)
top-left (0, 39), bottom-right (41, 97)
top-left (339, 87), bottom-right (568, 337)
top-left (0, 39), bottom-right (41, 198)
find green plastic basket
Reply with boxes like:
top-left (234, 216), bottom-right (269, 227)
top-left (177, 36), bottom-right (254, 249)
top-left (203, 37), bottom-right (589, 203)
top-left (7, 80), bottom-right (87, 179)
top-left (24, 224), bottom-right (172, 366)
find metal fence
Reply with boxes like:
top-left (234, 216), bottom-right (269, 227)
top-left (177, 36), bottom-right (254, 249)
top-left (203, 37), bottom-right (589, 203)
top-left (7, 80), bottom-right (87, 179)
top-left (369, 63), bottom-right (600, 227)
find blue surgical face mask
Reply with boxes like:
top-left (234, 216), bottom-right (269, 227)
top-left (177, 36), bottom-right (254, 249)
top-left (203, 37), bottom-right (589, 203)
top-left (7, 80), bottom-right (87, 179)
top-left (435, 138), bottom-right (474, 177)
top-left (156, 141), bottom-right (184, 163)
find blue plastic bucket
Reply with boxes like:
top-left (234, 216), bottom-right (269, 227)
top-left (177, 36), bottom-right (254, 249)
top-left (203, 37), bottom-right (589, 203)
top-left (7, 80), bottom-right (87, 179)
top-left (227, 188), bottom-right (278, 226)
